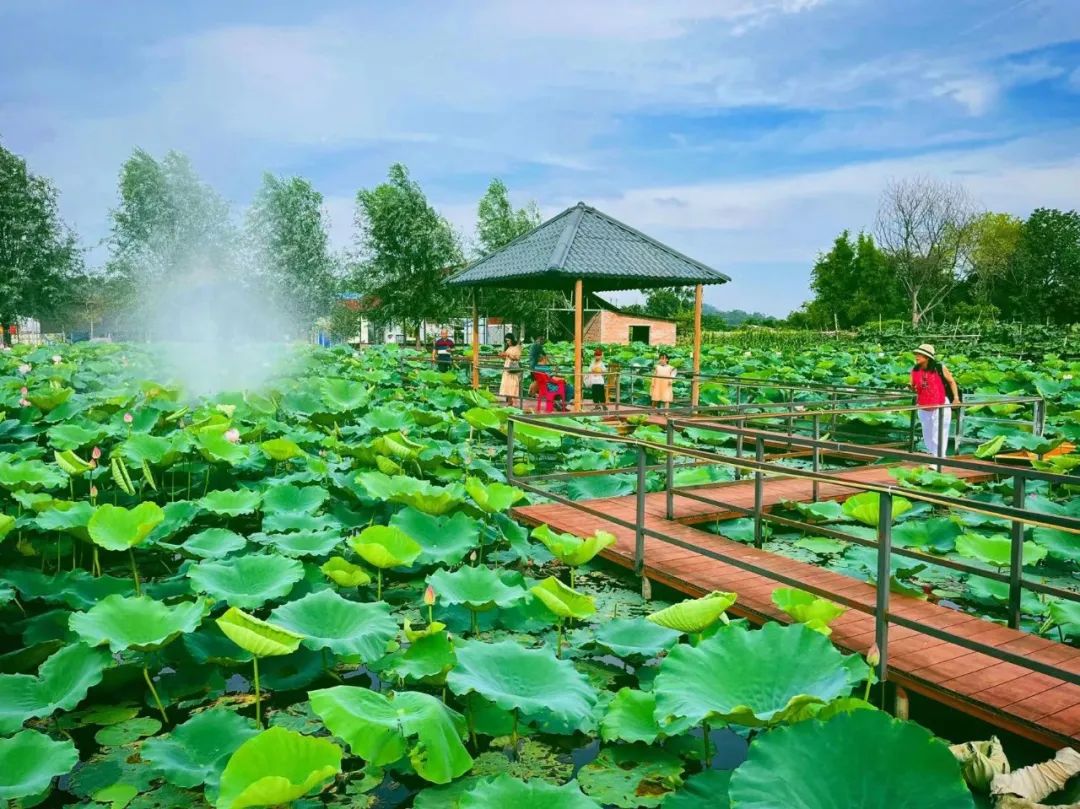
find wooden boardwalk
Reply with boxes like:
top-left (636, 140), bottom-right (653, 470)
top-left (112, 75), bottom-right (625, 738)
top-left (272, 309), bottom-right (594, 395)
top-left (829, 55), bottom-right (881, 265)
top-left (513, 465), bottom-right (1080, 750)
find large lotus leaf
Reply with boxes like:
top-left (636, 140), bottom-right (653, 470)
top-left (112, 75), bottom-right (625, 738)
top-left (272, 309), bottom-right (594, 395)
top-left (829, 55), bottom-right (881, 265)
top-left (646, 591), bottom-right (737, 634)
top-left (0, 730), bottom-right (80, 800)
top-left (792, 536), bottom-right (848, 556)
top-left (789, 499), bottom-right (845, 523)
top-left (259, 437), bottom-right (304, 462)
top-left (319, 556), bottom-right (372, 588)
top-left (308, 686), bottom-right (472, 784)
top-left (891, 518), bottom-right (961, 553)
top-left (1043, 599), bottom-right (1080, 639)
top-left (890, 466), bottom-right (969, 493)
top-left (662, 770), bottom-right (732, 809)
top-left (654, 623), bottom-right (869, 727)
top-left (1, 568), bottom-right (131, 610)
top-left (180, 528), bottom-right (248, 559)
top-left (0, 459), bottom-right (67, 491)
top-left (349, 524), bottom-right (422, 570)
top-left (458, 775), bottom-right (599, 808)
top-left (464, 477), bottom-right (525, 514)
top-left (0, 642), bottom-right (110, 734)
top-left (270, 590), bottom-right (395, 659)
top-left (216, 607), bottom-right (303, 657)
top-left (195, 429), bottom-right (248, 465)
top-left (963, 576), bottom-right (1047, 617)
top-left (729, 710), bottom-right (974, 808)
top-left (187, 554), bottom-right (304, 608)
top-left (593, 618), bottom-right (681, 659)
top-left (577, 745), bottom-right (684, 808)
top-left (600, 688), bottom-right (695, 744)
top-left (149, 500), bottom-right (203, 543)
top-left (356, 471), bottom-right (465, 515)
top-left (216, 727), bottom-right (341, 809)
top-left (447, 639), bottom-right (597, 727)
top-left (70, 594), bottom-right (206, 653)
top-left (530, 577), bottom-right (596, 620)
top-left (142, 708), bottom-right (259, 789)
top-left (395, 631), bottom-right (456, 682)
top-left (531, 524), bottom-right (616, 567)
top-left (511, 422), bottom-right (566, 452)
top-left (1031, 527), bottom-right (1080, 564)
top-left (200, 489), bottom-right (262, 517)
top-left (88, 502), bottom-right (166, 551)
top-left (320, 378), bottom-right (371, 412)
top-left (842, 492), bottom-right (913, 526)
top-left (462, 407), bottom-right (502, 431)
top-left (47, 421), bottom-right (107, 450)
top-left (956, 533), bottom-right (1047, 568)
top-left (261, 484), bottom-right (328, 516)
top-left (389, 507), bottom-right (481, 566)
top-left (427, 565), bottom-right (526, 611)
top-left (261, 512), bottom-right (339, 534)
top-left (0, 512), bottom-right (15, 540)
top-left (771, 588), bottom-right (846, 636)
top-left (251, 529), bottom-right (342, 558)
top-left (121, 432), bottom-right (185, 466)
top-left (35, 500), bottom-right (94, 539)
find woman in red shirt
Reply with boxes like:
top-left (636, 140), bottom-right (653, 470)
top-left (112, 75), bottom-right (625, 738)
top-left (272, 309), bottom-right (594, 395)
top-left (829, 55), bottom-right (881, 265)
top-left (911, 344), bottom-right (959, 457)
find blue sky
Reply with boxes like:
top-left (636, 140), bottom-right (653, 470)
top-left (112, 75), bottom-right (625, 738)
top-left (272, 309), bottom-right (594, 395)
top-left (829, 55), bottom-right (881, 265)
top-left (2, 0), bottom-right (1079, 315)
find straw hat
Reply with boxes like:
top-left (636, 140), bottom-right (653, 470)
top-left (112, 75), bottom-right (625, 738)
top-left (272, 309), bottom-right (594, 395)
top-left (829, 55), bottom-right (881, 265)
top-left (913, 343), bottom-right (936, 360)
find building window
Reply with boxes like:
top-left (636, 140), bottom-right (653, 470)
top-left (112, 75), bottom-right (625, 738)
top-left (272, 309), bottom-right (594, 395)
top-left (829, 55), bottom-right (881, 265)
top-left (629, 325), bottom-right (650, 343)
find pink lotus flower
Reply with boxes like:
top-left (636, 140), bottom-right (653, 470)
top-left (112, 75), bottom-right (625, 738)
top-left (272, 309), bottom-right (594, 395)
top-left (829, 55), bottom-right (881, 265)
top-left (423, 585), bottom-right (436, 606)
top-left (19, 398), bottom-right (30, 407)
top-left (19, 386), bottom-right (27, 396)
top-left (51, 354), bottom-right (62, 364)
top-left (123, 412), bottom-right (133, 424)
top-left (224, 428), bottom-right (241, 443)
top-left (89, 486), bottom-right (98, 498)
top-left (91, 446), bottom-right (101, 460)
top-left (17, 363), bottom-right (31, 375)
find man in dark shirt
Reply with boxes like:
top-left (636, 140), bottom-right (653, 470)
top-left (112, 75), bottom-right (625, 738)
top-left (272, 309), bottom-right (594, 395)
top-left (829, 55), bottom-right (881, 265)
top-left (527, 335), bottom-right (546, 370)
top-left (433, 328), bottom-right (455, 372)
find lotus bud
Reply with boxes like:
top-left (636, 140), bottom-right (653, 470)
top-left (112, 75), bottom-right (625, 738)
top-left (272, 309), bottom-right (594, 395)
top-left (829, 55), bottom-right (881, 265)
top-left (424, 585), bottom-right (436, 606)
top-left (91, 446), bottom-right (102, 460)
top-left (19, 398), bottom-right (30, 407)
top-left (89, 485), bottom-right (98, 498)
top-left (88, 459), bottom-right (97, 469)
top-left (224, 428), bottom-right (241, 443)
top-left (18, 363), bottom-right (31, 375)
top-left (52, 354), bottom-right (62, 364)
top-left (19, 386), bottom-right (27, 396)
top-left (123, 412), bottom-right (133, 424)
top-left (867, 642), bottom-right (881, 668)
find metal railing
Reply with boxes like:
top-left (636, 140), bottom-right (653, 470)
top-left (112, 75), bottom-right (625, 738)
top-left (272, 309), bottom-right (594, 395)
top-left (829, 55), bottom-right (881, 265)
top-left (504, 401), bottom-right (1080, 707)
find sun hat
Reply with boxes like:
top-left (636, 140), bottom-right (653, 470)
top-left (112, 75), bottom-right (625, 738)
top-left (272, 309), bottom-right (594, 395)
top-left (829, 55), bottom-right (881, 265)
top-left (913, 344), bottom-right (936, 360)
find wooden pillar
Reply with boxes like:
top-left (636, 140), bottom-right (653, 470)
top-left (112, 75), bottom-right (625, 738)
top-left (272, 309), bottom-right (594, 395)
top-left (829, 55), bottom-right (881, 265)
top-left (471, 290), bottom-right (480, 390)
top-left (691, 284), bottom-right (703, 408)
top-left (573, 278), bottom-right (583, 412)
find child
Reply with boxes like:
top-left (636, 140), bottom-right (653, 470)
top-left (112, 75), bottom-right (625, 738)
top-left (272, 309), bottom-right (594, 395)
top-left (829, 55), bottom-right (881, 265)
top-left (585, 348), bottom-right (607, 411)
top-left (533, 354), bottom-right (573, 409)
top-left (650, 352), bottom-right (676, 409)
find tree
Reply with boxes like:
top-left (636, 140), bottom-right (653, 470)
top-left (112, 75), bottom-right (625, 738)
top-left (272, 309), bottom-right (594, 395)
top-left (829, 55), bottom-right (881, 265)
top-left (247, 173), bottom-right (338, 328)
top-left (61, 270), bottom-right (128, 339)
top-left (803, 231), bottom-right (902, 328)
top-left (473, 178), bottom-right (557, 337)
top-left (966, 212), bottom-right (1022, 306)
top-left (644, 287), bottom-right (694, 319)
top-left (353, 164), bottom-right (463, 344)
top-left (1003, 208), bottom-right (1080, 324)
top-left (874, 177), bottom-right (976, 326)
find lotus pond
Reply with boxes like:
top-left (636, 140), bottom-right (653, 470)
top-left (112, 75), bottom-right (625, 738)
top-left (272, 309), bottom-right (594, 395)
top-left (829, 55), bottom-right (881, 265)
top-left (1, 340), bottom-right (1077, 809)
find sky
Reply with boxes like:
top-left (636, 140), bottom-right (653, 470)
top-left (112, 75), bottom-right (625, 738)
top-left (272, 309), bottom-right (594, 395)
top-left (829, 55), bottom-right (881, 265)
top-left (2, 0), bottom-right (1079, 316)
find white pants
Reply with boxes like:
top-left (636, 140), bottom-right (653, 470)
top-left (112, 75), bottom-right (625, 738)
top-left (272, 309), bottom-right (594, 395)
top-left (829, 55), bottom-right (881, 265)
top-left (918, 406), bottom-right (952, 457)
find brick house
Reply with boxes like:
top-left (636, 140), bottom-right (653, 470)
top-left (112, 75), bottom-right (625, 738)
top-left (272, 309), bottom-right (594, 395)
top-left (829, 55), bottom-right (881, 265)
top-left (582, 297), bottom-right (676, 346)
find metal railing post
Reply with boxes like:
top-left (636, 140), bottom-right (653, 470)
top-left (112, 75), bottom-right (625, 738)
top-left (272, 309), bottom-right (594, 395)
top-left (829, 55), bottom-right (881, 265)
top-left (936, 404), bottom-right (946, 472)
top-left (908, 406), bottom-right (918, 453)
top-left (955, 400), bottom-right (966, 451)
top-left (635, 446), bottom-right (647, 574)
top-left (615, 369), bottom-right (622, 411)
top-left (505, 419), bottom-right (515, 483)
top-left (753, 436), bottom-right (765, 548)
top-left (1007, 475), bottom-right (1026, 630)
top-left (665, 417), bottom-right (675, 520)
top-left (811, 414), bottom-right (821, 502)
top-left (1034, 398), bottom-right (1046, 437)
top-left (875, 490), bottom-right (893, 696)
top-left (735, 417), bottom-right (745, 480)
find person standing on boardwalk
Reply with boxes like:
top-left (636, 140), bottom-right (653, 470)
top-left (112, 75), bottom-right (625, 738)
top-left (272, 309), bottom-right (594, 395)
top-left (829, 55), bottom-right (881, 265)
top-left (433, 328), bottom-right (455, 372)
top-left (585, 348), bottom-right (608, 411)
top-left (650, 352), bottom-right (676, 409)
top-left (911, 343), bottom-right (959, 457)
top-left (498, 334), bottom-right (523, 404)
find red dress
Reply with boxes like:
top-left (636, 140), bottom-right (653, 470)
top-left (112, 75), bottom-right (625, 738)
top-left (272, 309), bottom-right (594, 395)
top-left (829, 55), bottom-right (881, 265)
top-left (911, 368), bottom-right (946, 407)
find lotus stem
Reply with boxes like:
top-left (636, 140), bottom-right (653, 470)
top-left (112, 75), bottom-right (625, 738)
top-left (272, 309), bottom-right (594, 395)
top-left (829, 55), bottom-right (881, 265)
top-left (427, 604), bottom-right (433, 624)
top-left (511, 710), bottom-right (520, 754)
top-left (470, 608), bottom-right (479, 636)
top-left (863, 677), bottom-right (872, 704)
top-left (92, 546), bottom-right (101, 577)
top-left (253, 656), bottom-right (262, 727)
top-left (202, 466), bottom-right (210, 497)
top-left (702, 719), bottom-right (711, 765)
top-left (377, 570), bottom-right (383, 600)
top-left (556, 621), bottom-right (564, 658)
top-left (467, 693), bottom-right (478, 750)
top-left (570, 567), bottom-right (575, 589)
top-left (143, 666), bottom-right (168, 725)
top-left (130, 549), bottom-right (141, 596)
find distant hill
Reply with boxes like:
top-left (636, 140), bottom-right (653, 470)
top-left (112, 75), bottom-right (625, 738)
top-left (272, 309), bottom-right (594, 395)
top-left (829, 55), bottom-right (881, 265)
top-left (701, 305), bottom-right (773, 326)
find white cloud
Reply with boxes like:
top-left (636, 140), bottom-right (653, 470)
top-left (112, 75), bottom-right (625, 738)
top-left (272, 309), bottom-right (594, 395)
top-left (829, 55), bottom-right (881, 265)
top-left (932, 77), bottom-right (999, 115)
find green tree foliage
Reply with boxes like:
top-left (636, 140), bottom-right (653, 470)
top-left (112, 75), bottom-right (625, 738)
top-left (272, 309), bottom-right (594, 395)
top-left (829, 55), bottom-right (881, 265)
top-left (801, 231), bottom-right (901, 328)
top-left (645, 287), bottom-right (694, 319)
top-left (1001, 208), bottom-right (1080, 324)
top-left (247, 174), bottom-right (338, 326)
top-left (965, 212), bottom-right (1022, 305)
top-left (353, 164), bottom-right (463, 341)
top-left (0, 141), bottom-right (81, 341)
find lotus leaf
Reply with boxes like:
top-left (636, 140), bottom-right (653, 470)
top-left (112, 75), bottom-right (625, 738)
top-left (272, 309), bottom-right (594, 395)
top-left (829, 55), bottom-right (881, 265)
top-left (890, 466), bottom-right (968, 492)
top-left (349, 524), bottom-right (422, 569)
top-left (47, 421), bottom-right (106, 450)
top-left (216, 727), bottom-right (341, 809)
top-left (592, 618), bottom-right (681, 659)
top-left (181, 528), bottom-right (248, 559)
top-left (654, 623), bottom-right (869, 727)
top-left (462, 407), bottom-right (502, 431)
top-left (0, 512), bottom-right (14, 540)
top-left (1, 567), bottom-right (131, 609)
top-left (1042, 599), bottom-right (1080, 639)
top-left (661, 770), bottom-right (732, 809)
top-left (395, 631), bottom-right (456, 682)
top-left (0, 459), bottom-right (67, 491)
top-left (187, 555), bottom-right (304, 608)
top-left (216, 608), bottom-right (304, 657)
top-left (389, 507), bottom-right (481, 566)
top-left (320, 556), bottom-right (372, 587)
top-left (565, 476), bottom-right (635, 501)
top-left (54, 448), bottom-right (92, 475)
top-left (261, 484), bottom-right (328, 516)
top-left (891, 518), bottom-right (961, 553)
top-left (259, 437), bottom-right (304, 461)
top-left (789, 500), bottom-right (845, 523)
top-left (975, 435), bottom-right (1006, 458)
top-left (356, 471), bottom-right (465, 515)
top-left (196, 429), bottom-right (248, 465)
top-left (0, 729), bottom-right (80, 801)
top-left (427, 565), bottom-right (526, 611)
top-left (964, 576), bottom-right (1047, 616)
top-left (142, 709), bottom-right (259, 789)
top-left (793, 536), bottom-right (848, 555)
top-left (70, 595), bottom-right (207, 652)
top-left (842, 491), bottom-right (913, 526)
top-left (728, 710), bottom-right (974, 808)
top-left (646, 591), bottom-right (737, 634)
top-left (531, 524), bottom-right (617, 568)
top-left (458, 775), bottom-right (599, 808)
top-left (308, 686), bottom-right (472, 784)
top-left (465, 477), bottom-right (525, 513)
top-left (1031, 527), bottom-right (1080, 564)
top-left (320, 378), bottom-right (371, 412)
top-left (252, 529), bottom-right (342, 558)
top-left (200, 489), bottom-right (262, 517)
top-left (771, 588), bottom-right (846, 635)
top-left (88, 502), bottom-right (166, 551)
top-left (270, 590), bottom-right (396, 659)
top-left (447, 639), bottom-right (597, 728)
top-left (600, 688), bottom-right (694, 744)
top-left (94, 715), bottom-right (161, 746)
top-left (530, 577), bottom-right (596, 620)
top-left (956, 533), bottom-right (1047, 568)
top-left (577, 745), bottom-right (684, 808)
top-left (0, 642), bottom-right (110, 734)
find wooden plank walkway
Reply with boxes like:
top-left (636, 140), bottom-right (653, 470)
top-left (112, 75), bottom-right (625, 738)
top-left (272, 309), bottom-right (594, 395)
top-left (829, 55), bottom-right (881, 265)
top-left (513, 467), bottom-right (1080, 750)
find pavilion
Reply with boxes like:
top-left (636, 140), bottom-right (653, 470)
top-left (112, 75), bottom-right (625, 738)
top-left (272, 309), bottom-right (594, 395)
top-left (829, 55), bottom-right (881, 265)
top-left (447, 202), bottom-right (730, 410)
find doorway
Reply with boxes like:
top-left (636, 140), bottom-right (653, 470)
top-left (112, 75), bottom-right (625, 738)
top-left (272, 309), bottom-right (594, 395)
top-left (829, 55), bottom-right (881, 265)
top-left (629, 325), bottom-right (651, 344)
